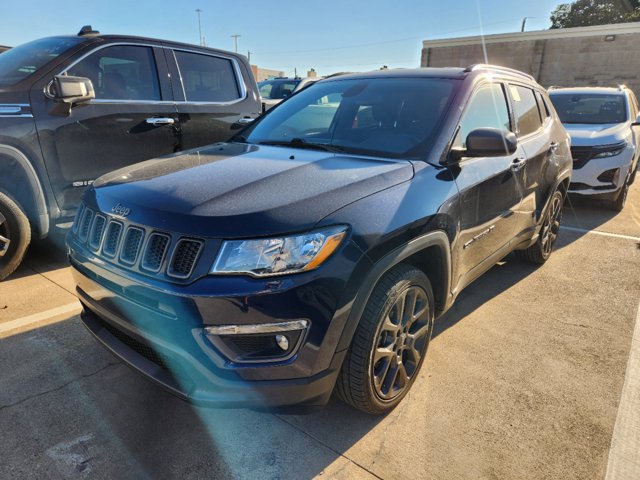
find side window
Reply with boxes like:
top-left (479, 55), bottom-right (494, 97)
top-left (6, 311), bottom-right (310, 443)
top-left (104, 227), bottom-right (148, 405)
top-left (174, 51), bottom-right (241, 103)
top-left (67, 45), bottom-right (161, 101)
top-left (510, 85), bottom-right (542, 136)
top-left (535, 91), bottom-right (551, 120)
top-left (453, 83), bottom-right (510, 149)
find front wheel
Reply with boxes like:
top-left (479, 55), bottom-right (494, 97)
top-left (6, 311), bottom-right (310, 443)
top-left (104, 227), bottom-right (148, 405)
top-left (336, 264), bottom-right (434, 415)
top-left (0, 191), bottom-right (31, 281)
top-left (516, 189), bottom-right (564, 265)
top-left (610, 173), bottom-right (631, 211)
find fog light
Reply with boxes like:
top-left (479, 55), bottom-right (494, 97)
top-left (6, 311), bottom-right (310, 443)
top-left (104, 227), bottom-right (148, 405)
top-left (275, 335), bottom-right (289, 351)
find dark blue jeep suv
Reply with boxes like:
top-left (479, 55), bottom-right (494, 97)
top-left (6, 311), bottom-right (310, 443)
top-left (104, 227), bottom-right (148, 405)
top-left (67, 66), bottom-right (572, 414)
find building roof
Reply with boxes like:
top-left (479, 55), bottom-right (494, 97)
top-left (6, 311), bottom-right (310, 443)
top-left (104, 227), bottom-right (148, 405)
top-left (423, 22), bottom-right (640, 48)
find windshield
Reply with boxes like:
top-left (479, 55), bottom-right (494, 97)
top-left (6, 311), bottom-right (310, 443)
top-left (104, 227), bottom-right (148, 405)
top-left (549, 93), bottom-right (627, 124)
top-left (258, 79), bottom-right (301, 99)
top-left (244, 77), bottom-right (458, 158)
top-left (0, 36), bottom-right (84, 87)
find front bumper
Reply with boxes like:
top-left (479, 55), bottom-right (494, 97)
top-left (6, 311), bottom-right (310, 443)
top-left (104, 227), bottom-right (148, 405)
top-left (569, 145), bottom-right (635, 198)
top-left (68, 238), bottom-right (363, 409)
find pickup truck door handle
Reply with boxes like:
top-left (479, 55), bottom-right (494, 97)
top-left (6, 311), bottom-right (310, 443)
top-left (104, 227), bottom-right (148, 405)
top-left (236, 117), bottom-right (255, 125)
top-left (511, 157), bottom-right (526, 172)
top-left (146, 117), bottom-right (175, 126)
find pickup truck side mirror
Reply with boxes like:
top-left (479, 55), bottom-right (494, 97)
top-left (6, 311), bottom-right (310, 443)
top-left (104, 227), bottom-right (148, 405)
top-left (52, 75), bottom-right (95, 105)
top-left (464, 128), bottom-right (518, 157)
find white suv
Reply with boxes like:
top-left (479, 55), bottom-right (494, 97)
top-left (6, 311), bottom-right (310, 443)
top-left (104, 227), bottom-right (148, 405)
top-left (549, 86), bottom-right (639, 210)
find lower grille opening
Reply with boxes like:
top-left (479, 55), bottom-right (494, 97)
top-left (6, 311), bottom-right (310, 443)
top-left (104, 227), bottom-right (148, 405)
top-left (102, 321), bottom-right (170, 371)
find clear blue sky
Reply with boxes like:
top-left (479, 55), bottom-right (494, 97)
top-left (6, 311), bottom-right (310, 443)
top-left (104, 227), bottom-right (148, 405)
top-left (2, 0), bottom-right (561, 76)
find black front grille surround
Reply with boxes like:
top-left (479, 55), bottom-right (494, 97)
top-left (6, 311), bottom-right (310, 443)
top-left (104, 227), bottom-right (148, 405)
top-left (71, 204), bottom-right (210, 282)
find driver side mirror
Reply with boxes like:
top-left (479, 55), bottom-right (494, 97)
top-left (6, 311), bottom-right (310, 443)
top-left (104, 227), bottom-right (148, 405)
top-left (455, 128), bottom-right (518, 159)
top-left (52, 75), bottom-right (95, 105)
top-left (632, 112), bottom-right (640, 126)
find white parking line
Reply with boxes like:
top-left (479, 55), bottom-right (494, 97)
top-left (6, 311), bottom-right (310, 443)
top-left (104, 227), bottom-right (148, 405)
top-left (605, 298), bottom-right (640, 480)
top-left (0, 302), bottom-right (81, 335)
top-left (561, 225), bottom-right (640, 242)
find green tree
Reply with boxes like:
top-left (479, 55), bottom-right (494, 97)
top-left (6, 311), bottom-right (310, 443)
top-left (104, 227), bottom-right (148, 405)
top-left (550, 0), bottom-right (640, 28)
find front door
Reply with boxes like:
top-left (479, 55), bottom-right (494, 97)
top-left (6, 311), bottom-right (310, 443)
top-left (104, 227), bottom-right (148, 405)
top-left (32, 43), bottom-right (179, 214)
top-left (452, 82), bottom-right (525, 289)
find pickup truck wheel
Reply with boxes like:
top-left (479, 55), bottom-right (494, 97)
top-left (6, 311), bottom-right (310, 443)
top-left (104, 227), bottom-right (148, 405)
top-left (0, 192), bottom-right (31, 281)
top-left (516, 189), bottom-right (563, 265)
top-left (336, 264), bottom-right (434, 415)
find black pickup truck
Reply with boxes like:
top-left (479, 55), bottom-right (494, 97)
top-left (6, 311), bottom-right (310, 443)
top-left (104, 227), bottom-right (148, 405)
top-left (0, 26), bottom-right (261, 279)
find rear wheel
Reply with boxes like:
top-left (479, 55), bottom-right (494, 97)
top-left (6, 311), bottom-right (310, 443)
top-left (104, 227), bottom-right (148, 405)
top-left (0, 192), bottom-right (31, 281)
top-left (516, 189), bottom-right (563, 265)
top-left (336, 264), bottom-right (434, 415)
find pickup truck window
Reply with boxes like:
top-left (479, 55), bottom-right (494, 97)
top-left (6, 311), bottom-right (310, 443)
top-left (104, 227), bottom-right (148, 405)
top-left (174, 51), bottom-right (241, 103)
top-left (67, 45), bottom-right (161, 101)
top-left (0, 36), bottom-right (84, 86)
top-left (453, 83), bottom-right (510, 149)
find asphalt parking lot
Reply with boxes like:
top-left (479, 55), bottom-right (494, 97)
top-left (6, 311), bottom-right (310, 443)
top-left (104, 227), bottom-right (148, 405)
top-left (1, 185), bottom-right (639, 480)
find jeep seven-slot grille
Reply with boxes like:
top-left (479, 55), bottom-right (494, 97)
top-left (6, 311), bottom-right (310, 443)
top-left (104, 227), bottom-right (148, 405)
top-left (142, 233), bottom-right (170, 272)
top-left (169, 239), bottom-right (203, 278)
top-left (72, 205), bottom-right (205, 281)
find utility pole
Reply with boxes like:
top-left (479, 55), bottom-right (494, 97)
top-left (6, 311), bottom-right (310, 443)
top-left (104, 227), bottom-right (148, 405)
top-left (231, 34), bottom-right (241, 53)
top-left (521, 17), bottom-right (529, 32)
top-left (196, 9), bottom-right (203, 46)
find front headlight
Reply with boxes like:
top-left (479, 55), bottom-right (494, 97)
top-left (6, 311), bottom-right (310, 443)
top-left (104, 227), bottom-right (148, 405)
top-left (593, 145), bottom-right (626, 159)
top-left (211, 226), bottom-right (348, 277)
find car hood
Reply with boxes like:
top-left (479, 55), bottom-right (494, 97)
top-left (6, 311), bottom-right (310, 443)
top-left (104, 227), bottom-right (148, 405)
top-left (563, 122), bottom-right (629, 147)
top-left (90, 143), bottom-right (414, 238)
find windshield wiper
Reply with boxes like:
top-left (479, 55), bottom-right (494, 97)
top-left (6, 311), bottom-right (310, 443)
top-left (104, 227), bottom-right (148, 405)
top-left (258, 138), bottom-right (346, 153)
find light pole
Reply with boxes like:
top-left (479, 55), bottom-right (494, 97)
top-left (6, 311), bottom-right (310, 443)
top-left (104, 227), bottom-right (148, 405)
top-left (196, 9), bottom-right (203, 46)
top-left (521, 17), bottom-right (532, 32)
top-left (231, 34), bottom-right (241, 53)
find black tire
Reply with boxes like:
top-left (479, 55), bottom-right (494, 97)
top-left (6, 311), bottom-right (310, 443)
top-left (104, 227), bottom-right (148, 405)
top-left (336, 264), bottom-right (434, 415)
top-left (610, 174), bottom-right (631, 212)
top-left (0, 191), bottom-right (31, 281)
top-left (516, 189), bottom-right (564, 265)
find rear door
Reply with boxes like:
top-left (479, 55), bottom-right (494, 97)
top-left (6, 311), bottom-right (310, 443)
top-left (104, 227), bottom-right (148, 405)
top-left (166, 47), bottom-right (261, 149)
top-left (32, 42), bottom-right (178, 213)
top-left (507, 84), bottom-right (555, 229)
top-left (453, 81), bottom-right (526, 286)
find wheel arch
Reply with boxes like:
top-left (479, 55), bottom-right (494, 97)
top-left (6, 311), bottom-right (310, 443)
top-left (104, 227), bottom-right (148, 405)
top-left (0, 144), bottom-right (49, 238)
top-left (335, 230), bottom-right (451, 352)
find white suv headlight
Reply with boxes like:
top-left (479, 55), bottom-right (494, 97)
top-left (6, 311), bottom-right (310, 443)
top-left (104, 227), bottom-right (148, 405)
top-left (211, 226), bottom-right (348, 277)
top-left (593, 145), bottom-right (626, 158)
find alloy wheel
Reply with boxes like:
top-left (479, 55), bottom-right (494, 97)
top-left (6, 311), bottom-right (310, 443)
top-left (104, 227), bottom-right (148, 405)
top-left (0, 211), bottom-right (10, 257)
top-left (541, 194), bottom-right (562, 256)
top-left (372, 285), bottom-right (431, 401)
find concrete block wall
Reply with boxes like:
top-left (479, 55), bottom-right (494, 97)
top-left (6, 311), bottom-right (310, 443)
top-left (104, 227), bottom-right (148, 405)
top-left (421, 25), bottom-right (640, 95)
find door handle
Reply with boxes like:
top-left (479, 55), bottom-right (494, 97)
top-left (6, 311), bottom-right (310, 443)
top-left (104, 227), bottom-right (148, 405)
top-left (511, 157), bottom-right (526, 172)
top-left (146, 117), bottom-right (175, 126)
top-left (549, 141), bottom-right (559, 152)
top-left (236, 117), bottom-right (255, 125)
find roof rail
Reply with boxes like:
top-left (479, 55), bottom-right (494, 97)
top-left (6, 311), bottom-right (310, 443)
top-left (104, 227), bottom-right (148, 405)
top-left (464, 64), bottom-right (535, 81)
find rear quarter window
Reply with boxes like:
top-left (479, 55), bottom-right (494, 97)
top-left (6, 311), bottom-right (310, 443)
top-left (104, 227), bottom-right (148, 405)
top-left (510, 85), bottom-right (543, 136)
